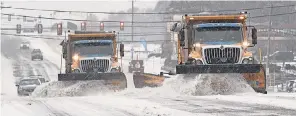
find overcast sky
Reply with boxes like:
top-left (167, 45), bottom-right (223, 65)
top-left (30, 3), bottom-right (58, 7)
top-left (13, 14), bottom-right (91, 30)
top-left (1, 1), bottom-right (159, 20)
top-left (1, 0), bottom-right (160, 27)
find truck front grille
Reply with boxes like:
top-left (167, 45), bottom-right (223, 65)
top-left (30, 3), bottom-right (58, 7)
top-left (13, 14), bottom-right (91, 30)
top-left (204, 47), bottom-right (240, 64)
top-left (80, 59), bottom-right (110, 72)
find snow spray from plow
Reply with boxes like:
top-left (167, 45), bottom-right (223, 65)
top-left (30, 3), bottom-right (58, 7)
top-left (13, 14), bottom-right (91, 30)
top-left (164, 74), bottom-right (255, 96)
top-left (32, 80), bottom-right (126, 97)
top-left (124, 74), bottom-right (256, 97)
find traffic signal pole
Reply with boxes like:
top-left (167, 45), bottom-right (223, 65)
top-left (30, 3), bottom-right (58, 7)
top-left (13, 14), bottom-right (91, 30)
top-left (131, 0), bottom-right (134, 60)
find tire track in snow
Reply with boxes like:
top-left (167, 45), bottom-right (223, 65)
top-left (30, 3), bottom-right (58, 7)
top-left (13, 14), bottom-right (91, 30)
top-left (142, 96), bottom-right (296, 116)
top-left (73, 99), bottom-right (138, 116)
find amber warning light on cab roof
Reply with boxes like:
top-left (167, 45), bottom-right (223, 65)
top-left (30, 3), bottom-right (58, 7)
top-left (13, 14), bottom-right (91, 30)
top-left (188, 15), bottom-right (246, 20)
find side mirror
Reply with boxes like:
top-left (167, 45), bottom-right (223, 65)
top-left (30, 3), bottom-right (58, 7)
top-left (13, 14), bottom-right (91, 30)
top-left (179, 30), bottom-right (185, 47)
top-left (252, 28), bottom-right (257, 45)
top-left (120, 44), bottom-right (124, 57)
top-left (62, 46), bottom-right (67, 58)
top-left (171, 23), bottom-right (182, 32)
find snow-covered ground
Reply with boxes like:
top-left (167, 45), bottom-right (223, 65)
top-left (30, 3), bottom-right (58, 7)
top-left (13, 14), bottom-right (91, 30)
top-left (2, 32), bottom-right (296, 116)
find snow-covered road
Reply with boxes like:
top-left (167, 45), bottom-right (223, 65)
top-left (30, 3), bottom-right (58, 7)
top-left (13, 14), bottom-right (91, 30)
top-left (1, 34), bottom-right (296, 116)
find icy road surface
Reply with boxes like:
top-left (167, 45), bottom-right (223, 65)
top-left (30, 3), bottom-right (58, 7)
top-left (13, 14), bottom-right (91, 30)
top-left (1, 34), bottom-right (296, 116)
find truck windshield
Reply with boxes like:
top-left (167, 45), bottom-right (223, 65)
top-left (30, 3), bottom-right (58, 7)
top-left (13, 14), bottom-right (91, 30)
top-left (194, 26), bottom-right (243, 44)
top-left (73, 40), bottom-right (113, 56)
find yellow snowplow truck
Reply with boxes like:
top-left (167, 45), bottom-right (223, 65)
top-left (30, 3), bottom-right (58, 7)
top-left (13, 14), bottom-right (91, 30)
top-left (58, 31), bottom-right (127, 89)
top-left (169, 12), bottom-right (267, 94)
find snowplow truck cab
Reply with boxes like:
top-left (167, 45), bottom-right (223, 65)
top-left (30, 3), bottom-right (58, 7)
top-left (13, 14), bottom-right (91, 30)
top-left (171, 12), bottom-right (267, 94)
top-left (58, 31), bottom-right (127, 89)
top-left (128, 60), bottom-right (144, 73)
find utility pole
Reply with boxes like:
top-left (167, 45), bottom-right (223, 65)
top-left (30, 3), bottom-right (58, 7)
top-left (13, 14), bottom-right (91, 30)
top-left (131, 0), bottom-right (134, 60)
top-left (267, 2), bottom-right (273, 87)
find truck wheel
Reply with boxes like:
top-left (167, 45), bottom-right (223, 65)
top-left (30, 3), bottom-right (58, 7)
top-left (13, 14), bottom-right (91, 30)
top-left (40, 57), bottom-right (43, 60)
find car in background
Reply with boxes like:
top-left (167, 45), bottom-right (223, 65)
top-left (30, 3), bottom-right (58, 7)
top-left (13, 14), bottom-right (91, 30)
top-left (16, 78), bottom-right (41, 96)
top-left (20, 41), bottom-right (30, 49)
top-left (30, 75), bottom-right (49, 83)
top-left (31, 49), bottom-right (43, 60)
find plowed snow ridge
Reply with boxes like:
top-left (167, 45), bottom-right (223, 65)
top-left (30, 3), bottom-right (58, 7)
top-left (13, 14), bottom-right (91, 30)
top-left (32, 80), bottom-right (121, 97)
top-left (115, 73), bottom-right (255, 98)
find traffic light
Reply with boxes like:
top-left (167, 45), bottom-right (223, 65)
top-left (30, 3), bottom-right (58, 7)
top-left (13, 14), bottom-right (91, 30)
top-left (37, 24), bottom-right (43, 34)
top-left (100, 22), bottom-right (104, 31)
top-left (8, 14), bottom-right (11, 21)
top-left (57, 23), bottom-right (63, 35)
top-left (120, 22), bottom-right (124, 31)
top-left (23, 16), bottom-right (26, 22)
top-left (16, 24), bottom-right (21, 34)
top-left (81, 22), bottom-right (86, 31)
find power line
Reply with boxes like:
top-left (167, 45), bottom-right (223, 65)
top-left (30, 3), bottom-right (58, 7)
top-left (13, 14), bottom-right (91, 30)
top-left (2, 11), bottom-right (296, 24)
top-left (251, 11), bottom-right (296, 18)
top-left (1, 33), bottom-right (172, 41)
top-left (1, 4), bottom-right (295, 14)
top-left (1, 13), bottom-right (178, 23)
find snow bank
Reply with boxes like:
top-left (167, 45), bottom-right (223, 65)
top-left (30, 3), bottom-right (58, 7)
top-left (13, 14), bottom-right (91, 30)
top-left (1, 54), bottom-right (18, 98)
top-left (199, 94), bottom-right (296, 110)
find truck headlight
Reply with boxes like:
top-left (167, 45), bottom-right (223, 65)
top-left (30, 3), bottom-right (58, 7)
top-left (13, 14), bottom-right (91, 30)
top-left (243, 41), bottom-right (249, 48)
top-left (72, 54), bottom-right (79, 61)
top-left (242, 57), bottom-right (253, 64)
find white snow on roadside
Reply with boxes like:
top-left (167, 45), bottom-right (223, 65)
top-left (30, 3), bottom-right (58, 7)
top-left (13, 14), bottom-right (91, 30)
top-left (197, 93), bottom-right (296, 110)
top-left (1, 54), bottom-right (17, 98)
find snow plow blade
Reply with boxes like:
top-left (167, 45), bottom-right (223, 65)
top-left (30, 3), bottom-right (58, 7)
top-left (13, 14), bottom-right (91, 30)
top-left (176, 64), bottom-right (267, 94)
top-left (176, 64), bottom-right (261, 74)
top-left (58, 72), bottom-right (127, 88)
top-left (133, 72), bottom-right (169, 88)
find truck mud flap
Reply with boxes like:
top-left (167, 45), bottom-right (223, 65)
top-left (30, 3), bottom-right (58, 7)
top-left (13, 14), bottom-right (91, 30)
top-left (176, 64), bottom-right (262, 74)
top-left (58, 72), bottom-right (127, 88)
top-left (133, 72), bottom-right (169, 88)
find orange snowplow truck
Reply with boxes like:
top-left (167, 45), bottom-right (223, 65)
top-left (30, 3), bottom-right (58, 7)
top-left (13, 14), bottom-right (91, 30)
top-left (58, 31), bottom-right (127, 89)
top-left (170, 12), bottom-right (267, 94)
